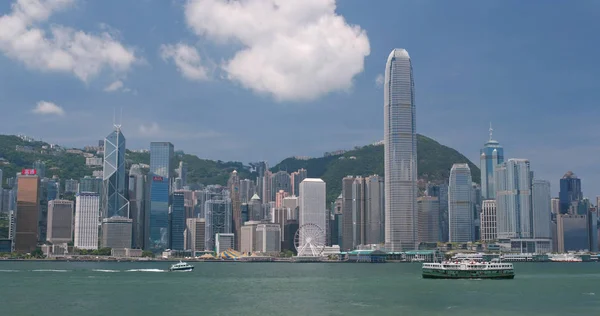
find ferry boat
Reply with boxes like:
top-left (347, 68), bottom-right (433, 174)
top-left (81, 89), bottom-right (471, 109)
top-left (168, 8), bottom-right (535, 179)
top-left (422, 259), bottom-right (514, 279)
top-left (169, 261), bottom-right (194, 272)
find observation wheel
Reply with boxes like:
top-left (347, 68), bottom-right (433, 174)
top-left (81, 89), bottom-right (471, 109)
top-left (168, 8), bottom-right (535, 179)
top-left (294, 223), bottom-right (326, 257)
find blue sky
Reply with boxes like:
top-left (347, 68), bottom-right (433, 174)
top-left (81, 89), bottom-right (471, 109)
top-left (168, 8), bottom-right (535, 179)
top-left (0, 0), bottom-right (599, 197)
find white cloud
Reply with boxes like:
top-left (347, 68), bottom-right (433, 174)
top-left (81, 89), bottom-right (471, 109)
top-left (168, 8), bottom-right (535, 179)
top-left (0, 0), bottom-right (137, 82)
top-left (104, 80), bottom-right (130, 92)
top-left (32, 101), bottom-right (65, 115)
top-left (375, 73), bottom-right (384, 87)
top-left (183, 0), bottom-right (370, 101)
top-left (160, 43), bottom-right (209, 81)
top-left (138, 122), bottom-right (221, 140)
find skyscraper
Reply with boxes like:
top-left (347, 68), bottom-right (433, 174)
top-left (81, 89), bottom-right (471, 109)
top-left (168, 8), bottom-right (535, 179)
top-left (448, 164), bottom-right (474, 242)
top-left (559, 171), bottom-right (582, 214)
top-left (47, 200), bottom-right (74, 244)
top-left (341, 176), bottom-right (365, 250)
top-left (365, 175), bottom-right (385, 245)
top-left (227, 170), bottom-right (241, 250)
top-left (148, 142), bottom-right (174, 251)
top-left (384, 48), bottom-right (418, 251)
top-left (299, 179), bottom-right (326, 238)
top-left (205, 199), bottom-right (232, 251)
top-left (427, 183), bottom-right (449, 242)
top-left (102, 125), bottom-right (129, 219)
top-left (480, 124), bottom-right (504, 199)
top-left (417, 196), bottom-right (439, 243)
top-left (480, 200), bottom-right (497, 241)
top-left (74, 193), bottom-right (100, 250)
top-left (532, 180), bottom-right (552, 239)
top-left (128, 165), bottom-right (145, 249)
top-left (79, 176), bottom-right (103, 195)
top-left (495, 159), bottom-right (532, 239)
top-left (291, 168), bottom-right (307, 196)
top-left (15, 173), bottom-right (40, 252)
top-left (239, 179), bottom-right (255, 203)
top-left (271, 171), bottom-right (291, 201)
top-left (170, 192), bottom-right (185, 251)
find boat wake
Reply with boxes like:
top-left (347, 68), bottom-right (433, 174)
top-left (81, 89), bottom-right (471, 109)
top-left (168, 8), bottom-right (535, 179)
top-left (0, 269), bottom-right (19, 272)
top-left (32, 269), bottom-right (68, 272)
top-left (582, 292), bottom-right (595, 296)
top-left (92, 269), bottom-right (120, 273)
top-left (125, 269), bottom-right (165, 273)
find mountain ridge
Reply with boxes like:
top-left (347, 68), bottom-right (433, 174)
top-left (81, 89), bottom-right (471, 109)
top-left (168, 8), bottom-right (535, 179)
top-left (0, 133), bottom-right (479, 203)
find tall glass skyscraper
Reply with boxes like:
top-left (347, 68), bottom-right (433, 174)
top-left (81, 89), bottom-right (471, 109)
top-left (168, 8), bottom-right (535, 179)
top-left (148, 142), bottom-right (174, 251)
top-left (495, 159), bottom-right (532, 239)
top-left (532, 179), bottom-right (552, 239)
top-left (384, 48), bottom-right (417, 251)
top-left (480, 124), bottom-right (504, 200)
top-left (102, 126), bottom-right (129, 219)
top-left (170, 192), bottom-right (185, 251)
top-left (559, 171), bottom-right (582, 214)
top-left (448, 164), bottom-right (473, 242)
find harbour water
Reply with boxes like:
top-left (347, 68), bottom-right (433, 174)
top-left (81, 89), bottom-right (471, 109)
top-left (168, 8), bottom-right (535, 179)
top-left (1, 261), bottom-right (598, 315)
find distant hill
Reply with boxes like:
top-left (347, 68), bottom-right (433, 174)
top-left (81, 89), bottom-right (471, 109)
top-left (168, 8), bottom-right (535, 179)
top-left (272, 134), bottom-right (480, 203)
top-left (0, 134), bottom-right (253, 189)
top-left (0, 134), bottom-right (479, 204)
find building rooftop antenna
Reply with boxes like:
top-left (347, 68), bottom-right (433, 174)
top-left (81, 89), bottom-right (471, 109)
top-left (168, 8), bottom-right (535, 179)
top-left (489, 122), bottom-right (493, 141)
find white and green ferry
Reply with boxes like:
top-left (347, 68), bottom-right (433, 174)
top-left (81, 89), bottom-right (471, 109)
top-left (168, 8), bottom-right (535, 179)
top-left (422, 259), bottom-right (514, 279)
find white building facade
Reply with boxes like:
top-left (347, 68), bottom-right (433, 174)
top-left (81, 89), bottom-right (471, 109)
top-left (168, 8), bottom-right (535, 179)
top-left (74, 193), bottom-right (100, 250)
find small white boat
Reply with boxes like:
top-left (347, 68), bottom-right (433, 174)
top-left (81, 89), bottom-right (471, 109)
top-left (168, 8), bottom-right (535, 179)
top-left (169, 261), bottom-right (194, 272)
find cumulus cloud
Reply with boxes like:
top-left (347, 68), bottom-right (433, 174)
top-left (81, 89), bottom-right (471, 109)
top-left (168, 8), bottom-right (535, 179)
top-left (138, 122), bottom-right (221, 140)
top-left (0, 0), bottom-right (137, 82)
top-left (32, 101), bottom-right (65, 115)
top-left (160, 43), bottom-right (209, 81)
top-left (183, 0), bottom-right (370, 101)
top-left (103, 80), bottom-right (132, 93)
top-left (375, 73), bottom-right (384, 87)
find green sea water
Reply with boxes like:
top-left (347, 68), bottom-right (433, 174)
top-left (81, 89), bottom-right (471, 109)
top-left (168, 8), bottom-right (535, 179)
top-left (1, 261), bottom-right (599, 315)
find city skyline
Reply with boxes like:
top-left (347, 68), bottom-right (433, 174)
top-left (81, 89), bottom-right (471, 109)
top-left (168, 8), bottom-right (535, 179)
top-left (1, 1), bottom-right (599, 197)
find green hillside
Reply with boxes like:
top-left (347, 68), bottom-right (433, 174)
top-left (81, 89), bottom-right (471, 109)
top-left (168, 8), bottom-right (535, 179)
top-left (272, 134), bottom-right (480, 203)
top-left (0, 135), bottom-right (253, 189)
top-left (1, 134), bottom-right (478, 204)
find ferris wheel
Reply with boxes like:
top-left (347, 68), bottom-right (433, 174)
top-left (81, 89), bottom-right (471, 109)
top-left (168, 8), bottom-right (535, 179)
top-left (294, 223), bottom-right (326, 257)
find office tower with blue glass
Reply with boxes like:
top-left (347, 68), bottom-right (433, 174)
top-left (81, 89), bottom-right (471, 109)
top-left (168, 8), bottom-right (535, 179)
top-left (448, 164), bottom-right (473, 242)
top-left (495, 159), bottom-right (532, 240)
top-left (480, 124), bottom-right (504, 200)
top-left (148, 142), bottom-right (174, 251)
top-left (170, 191), bottom-right (185, 251)
top-left (102, 125), bottom-right (129, 219)
top-left (384, 48), bottom-right (418, 251)
top-left (559, 171), bottom-right (582, 214)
